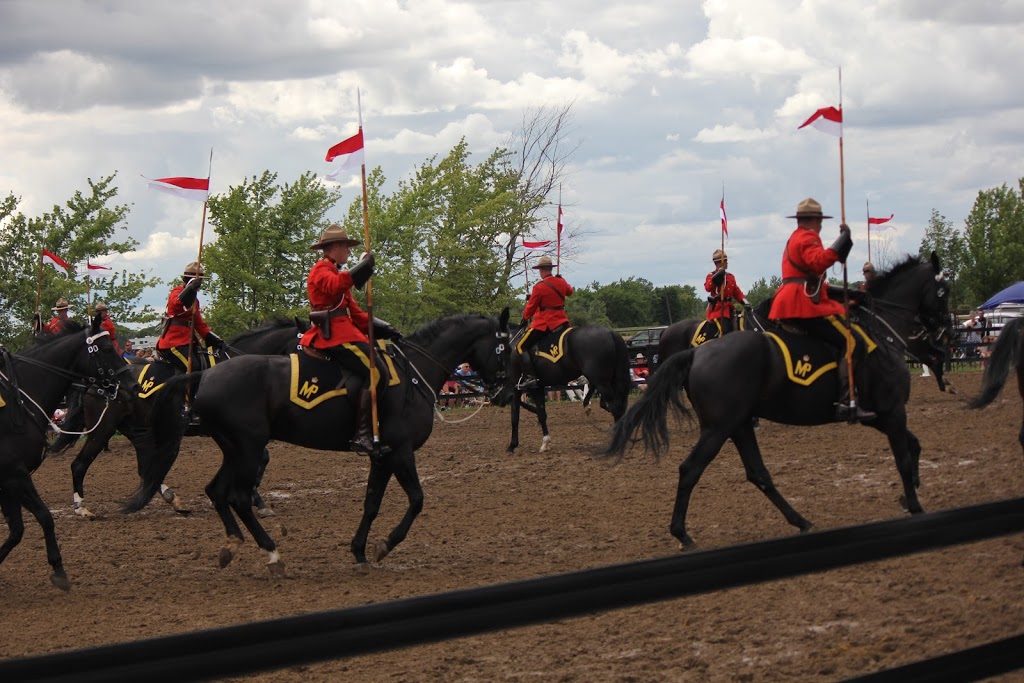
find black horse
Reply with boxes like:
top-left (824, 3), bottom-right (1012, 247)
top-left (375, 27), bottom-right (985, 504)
top-left (155, 310), bottom-right (510, 573)
top-left (655, 301), bottom-right (952, 392)
top-left (501, 324), bottom-right (631, 453)
top-left (0, 317), bottom-right (133, 589)
top-left (969, 316), bottom-right (1024, 451)
top-left (603, 254), bottom-right (950, 548)
top-left (653, 309), bottom-right (764, 371)
top-left (49, 317), bottom-right (309, 518)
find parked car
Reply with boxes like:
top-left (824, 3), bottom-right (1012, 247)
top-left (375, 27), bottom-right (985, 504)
top-left (625, 327), bottom-right (666, 366)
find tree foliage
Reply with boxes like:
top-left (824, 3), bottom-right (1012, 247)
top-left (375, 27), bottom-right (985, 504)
top-left (957, 181), bottom-right (1024, 307)
top-left (202, 171), bottom-right (342, 337)
top-left (0, 174), bottom-right (159, 350)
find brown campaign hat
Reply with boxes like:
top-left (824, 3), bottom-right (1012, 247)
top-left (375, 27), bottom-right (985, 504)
top-left (712, 249), bottom-right (727, 262)
top-left (94, 300), bottom-right (109, 312)
top-left (531, 254), bottom-right (556, 270)
top-left (53, 297), bottom-right (69, 311)
top-left (787, 197), bottom-right (833, 219)
top-left (183, 261), bottom-right (205, 277)
top-left (309, 224), bottom-right (362, 250)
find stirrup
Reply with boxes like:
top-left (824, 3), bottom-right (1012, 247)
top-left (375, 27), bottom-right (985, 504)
top-left (517, 376), bottom-right (539, 390)
top-left (834, 402), bottom-right (877, 424)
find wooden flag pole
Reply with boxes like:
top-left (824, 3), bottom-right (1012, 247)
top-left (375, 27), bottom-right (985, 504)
top-left (555, 185), bottom-right (562, 276)
top-left (866, 197), bottom-right (871, 264)
top-left (34, 248), bottom-right (44, 332)
top-left (355, 90), bottom-right (383, 452)
top-left (837, 66), bottom-right (857, 412)
top-left (185, 148), bottom-right (214, 410)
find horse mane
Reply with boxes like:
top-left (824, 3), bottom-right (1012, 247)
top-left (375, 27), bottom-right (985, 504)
top-left (866, 254), bottom-right (924, 299)
top-left (23, 320), bottom-right (87, 356)
top-left (229, 317), bottom-right (298, 344)
top-left (407, 313), bottom-right (494, 346)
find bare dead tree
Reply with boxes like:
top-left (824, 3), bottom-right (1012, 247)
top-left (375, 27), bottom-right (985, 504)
top-left (499, 102), bottom-right (582, 286)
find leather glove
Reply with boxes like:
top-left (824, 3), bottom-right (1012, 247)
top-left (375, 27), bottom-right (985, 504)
top-left (372, 317), bottom-right (402, 340)
top-left (829, 224), bottom-right (853, 263)
top-left (520, 317), bottom-right (529, 328)
top-left (178, 277), bottom-right (202, 308)
top-left (205, 332), bottom-right (225, 352)
top-left (32, 312), bottom-right (42, 334)
top-left (348, 252), bottom-right (375, 289)
top-left (711, 268), bottom-right (726, 286)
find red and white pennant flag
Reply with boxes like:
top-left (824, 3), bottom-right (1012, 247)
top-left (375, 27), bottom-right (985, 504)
top-left (720, 198), bottom-right (728, 237)
top-left (87, 259), bottom-right (113, 278)
top-left (798, 106), bottom-right (843, 137)
top-left (869, 214), bottom-right (895, 231)
top-left (42, 249), bottom-right (71, 276)
top-left (522, 239), bottom-right (552, 251)
top-left (146, 176), bottom-right (210, 202)
top-left (325, 130), bottom-right (365, 180)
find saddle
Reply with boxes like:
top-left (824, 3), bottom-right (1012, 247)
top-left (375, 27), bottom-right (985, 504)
top-left (762, 322), bottom-right (878, 387)
top-left (291, 340), bottom-right (401, 410)
top-left (524, 325), bottom-right (572, 364)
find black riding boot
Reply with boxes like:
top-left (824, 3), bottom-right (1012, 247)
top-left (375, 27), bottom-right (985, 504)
top-left (518, 351), bottom-right (539, 390)
top-left (350, 388), bottom-right (374, 455)
top-left (834, 357), bottom-right (876, 424)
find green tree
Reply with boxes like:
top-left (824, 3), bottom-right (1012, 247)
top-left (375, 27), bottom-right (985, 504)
top-left (0, 175), bottom-right (158, 349)
top-left (203, 171), bottom-right (342, 337)
top-left (919, 209), bottom-right (967, 311)
top-left (745, 275), bottom-right (782, 307)
top-left (653, 284), bottom-right (703, 324)
top-left (957, 180), bottom-right (1024, 307)
top-left (565, 284), bottom-right (611, 327)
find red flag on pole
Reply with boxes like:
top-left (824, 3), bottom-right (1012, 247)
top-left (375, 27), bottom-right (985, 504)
top-left (798, 106), bottom-right (843, 137)
top-left (720, 198), bottom-right (728, 237)
top-left (146, 176), bottom-right (210, 202)
top-left (325, 130), bottom-right (365, 180)
top-left (522, 240), bottom-right (553, 250)
top-left (42, 249), bottom-right (71, 276)
top-left (868, 214), bottom-right (894, 225)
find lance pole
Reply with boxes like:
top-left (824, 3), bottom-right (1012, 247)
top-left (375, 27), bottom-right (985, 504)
top-left (837, 66), bottom-right (857, 412)
top-left (555, 185), bottom-right (562, 276)
top-left (866, 197), bottom-right (871, 263)
top-left (355, 91), bottom-right (383, 453)
top-left (185, 148), bottom-right (213, 410)
top-left (34, 248), bottom-right (44, 333)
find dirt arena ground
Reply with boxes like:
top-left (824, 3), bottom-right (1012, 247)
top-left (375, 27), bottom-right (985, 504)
top-left (1, 370), bottom-right (1022, 682)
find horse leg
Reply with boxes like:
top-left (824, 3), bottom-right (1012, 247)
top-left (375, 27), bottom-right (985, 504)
top-left (350, 460), bottom-right (393, 571)
top-left (5, 475), bottom-right (70, 591)
top-left (671, 430), bottom-right (729, 549)
top-left (230, 486), bottom-right (283, 578)
top-left (369, 445), bottom-right (424, 564)
top-left (731, 423), bottom-right (813, 533)
top-left (507, 394), bottom-right (522, 453)
top-left (906, 429), bottom-right (922, 490)
top-left (531, 389), bottom-right (552, 452)
top-left (0, 488), bottom-right (25, 565)
top-left (872, 415), bottom-right (924, 514)
top-left (204, 436), bottom-right (249, 569)
top-left (69, 434), bottom-right (107, 519)
top-left (252, 447), bottom-right (274, 518)
top-left (582, 384), bottom-right (593, 416)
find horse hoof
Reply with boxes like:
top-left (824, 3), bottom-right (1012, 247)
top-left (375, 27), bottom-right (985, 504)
top-left (372, 540), bottom-right (390, 563)
top-left (353, 562), bottom-right (371, 575)
top-left (257, 506), bottom-right (277, 519)
top-left (74, 506), bottom-right (95, 520)
top-left (50, 573), bottom-right (71, 592)
top-left (539, 435), bottom-right (552, 453)
top-left (161, 488), bottom-right (176, 504)
top-left (676, 539), bottom-right (697, 552)
top-left (218, 538), bottom-right (241, 568)
top-left (267, 560), bottom-right (287, 578)
top-left (584, 407), bottom-right (592, 417)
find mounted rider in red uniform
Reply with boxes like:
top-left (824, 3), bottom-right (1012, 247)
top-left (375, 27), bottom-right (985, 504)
top-left (298, 224), bottom-right (402, 455)
top-left (93, 301), bottom-right (122, 356)
top-left (37, 297), bottom-right (71, 335)
top-left (156, 262), bottom-right (224, 373)
top-left (768, 198), bottom-right (875, 423)
top-left (704, 249), bottom-right (750, 334)
top-left (516, 254), bottom-right (573, 389)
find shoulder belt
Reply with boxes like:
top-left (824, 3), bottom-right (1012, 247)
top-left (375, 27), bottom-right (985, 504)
top-left (539, 279), bottom-right (566, 310)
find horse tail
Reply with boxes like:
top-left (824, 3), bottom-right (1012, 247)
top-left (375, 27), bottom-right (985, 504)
top-left (48, 391), bottom-right (84, 453)
top-left (601, 348), bottom-right (694, 462)
top-left (609, 332), bottom-right (632, 420)
top-left (968, 317), bottom-right (1023, 409)
top-left (122, 372), bottom-right (200, 513)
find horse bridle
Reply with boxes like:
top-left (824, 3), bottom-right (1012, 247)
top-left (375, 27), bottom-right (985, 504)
top-left (0, 329), bottom-right (136, 434)
top-left (392, 324), bottom-right (511, 404)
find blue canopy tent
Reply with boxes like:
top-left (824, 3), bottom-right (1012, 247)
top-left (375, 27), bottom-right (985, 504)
top-left (979, 281), bottom-right (1024, 310)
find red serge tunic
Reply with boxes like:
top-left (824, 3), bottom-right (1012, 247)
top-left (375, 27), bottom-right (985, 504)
top-left (44, 317), bottom-right (66, 334)
top-left (299, 257), bottom-right (370, 349)
top-left (157, 285), bottom-right (212, 349)
top-left (523, 275), bottom-right (574, 331)
top-left (769, 227), bottom-right (845, 320)
top-left (704, 272), bottom-right (745, 320)
top-left (99, 316), bottom-right (122, 355)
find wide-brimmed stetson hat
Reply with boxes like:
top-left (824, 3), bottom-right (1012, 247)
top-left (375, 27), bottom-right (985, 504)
top-left (310, 224), bottom-right (362, 250)
top-left (712, 249), bottom-right (727, 263)
top-left (787, 197), bottom-right (833, 219)
top-left (53, 297), bottom-right (69, 312)
top-left (531, 254), bottom-right (556, 270)
top-left (94, 301), bottom-right (109, 312)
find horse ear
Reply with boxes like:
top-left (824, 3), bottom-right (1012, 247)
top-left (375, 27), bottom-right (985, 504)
top-left (930, 250), bottom-right (941, 272)
top-left (499, 307), bottom-right (510, 331)
top-left (91, 313), bottom-right (102, 334)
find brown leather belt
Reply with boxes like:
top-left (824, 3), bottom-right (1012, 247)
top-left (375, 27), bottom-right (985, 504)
top-left (169, 319), bottom-right (192, 327)
top-left (540, 306), bottom-right (564, 311)
top-left (312, 307), bottom-right (350, 318)
top-left (781, 277), bottom-right (811, 285)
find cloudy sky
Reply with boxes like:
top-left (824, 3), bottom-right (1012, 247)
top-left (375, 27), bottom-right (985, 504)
top-left (3, 0), bottom-right (1023, 314)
